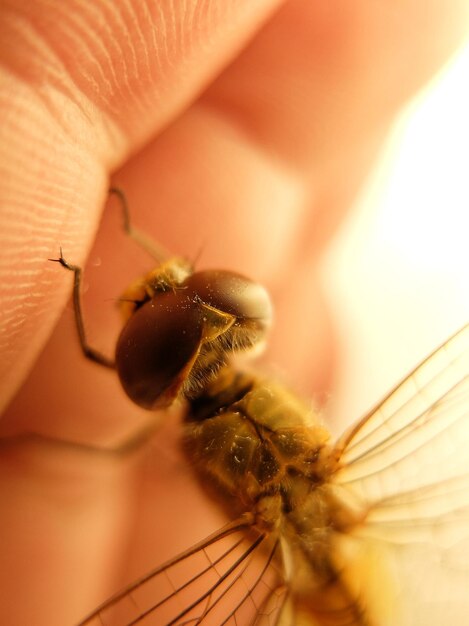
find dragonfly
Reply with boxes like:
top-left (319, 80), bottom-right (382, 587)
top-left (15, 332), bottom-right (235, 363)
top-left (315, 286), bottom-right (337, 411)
top-left (52, 189), bottom-right (469, 626)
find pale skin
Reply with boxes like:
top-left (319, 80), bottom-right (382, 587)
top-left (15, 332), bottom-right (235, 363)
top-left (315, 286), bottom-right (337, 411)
top-left (0, 1), bottom-right (468, 624)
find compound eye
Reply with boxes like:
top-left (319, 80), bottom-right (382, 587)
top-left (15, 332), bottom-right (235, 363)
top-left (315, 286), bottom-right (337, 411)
top-left (115, 290), bottom-right (204, 410)
top-left (183, 270), bottom-right (272, 331)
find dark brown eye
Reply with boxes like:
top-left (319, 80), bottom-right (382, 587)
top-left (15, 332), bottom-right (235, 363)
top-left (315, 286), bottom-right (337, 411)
top-left (115, 290), bottom-right (204, 410)
top-left (116, 267), bottom-right (273, 410)
top-left (183, 270), bottom-right (272, 331)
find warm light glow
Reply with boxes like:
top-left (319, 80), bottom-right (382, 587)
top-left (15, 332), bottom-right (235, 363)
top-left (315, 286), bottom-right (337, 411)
top-left (322, 41), bottom-right (469, 427)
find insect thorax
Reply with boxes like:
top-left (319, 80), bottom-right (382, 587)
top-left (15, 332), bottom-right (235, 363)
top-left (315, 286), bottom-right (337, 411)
top-left (184, 366), bottom-right (335, 515)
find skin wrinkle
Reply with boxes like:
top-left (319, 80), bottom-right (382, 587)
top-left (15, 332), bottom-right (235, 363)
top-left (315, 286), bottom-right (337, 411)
top-left (105, 5), bottom-right (134, 87)
top-left (161, 0), bottom-right (180, 69)
top-left (3, 132), bottom-right (102, 237)
top-left (19, 0), bottom-right (270, 147)
top-left (3, 101), bottom-right (59, 167)
top-left (0, 9), bottom-right (98, 133)
top-left (51, 14), bottom-right (123, 121)
top-left (3, 3), bottom-right (150, 149)
top-left (0, 7), bottom-right (59, 77)
top-left (3, 98), bottom-right (88, 176)
top-left (120, 3), bottom-right (172, 122)
top-left (3, 188), bottom-right (63, 251)
top-left (155, 2), bottom-right (173, 72)
top-left (141, 1), bottom-right (163, 72)
top-left (114, 0), bottom-right (141, 88)
top-left (56, 3), bottom-right (120, 96)
top-left (180, 0), bottom-right (197, 58)
top-left (182, 0), bottom-right (196, 57)
top-left (168, 0), bottom-right (179, 62)
top-left (98, 2), bottom-right (138, 95)
top-left (12, 74), bottom-right (107, 166)
top-left (3, 143), bottom-right (86, 224)
top-left (118, 0), bottom-right (171, 108)
top-left (127, 2), bottom-right (154, 93)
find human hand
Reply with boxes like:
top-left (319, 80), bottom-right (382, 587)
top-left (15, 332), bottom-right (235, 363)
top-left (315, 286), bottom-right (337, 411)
top-left (1, 1), bottom-right (468, 624)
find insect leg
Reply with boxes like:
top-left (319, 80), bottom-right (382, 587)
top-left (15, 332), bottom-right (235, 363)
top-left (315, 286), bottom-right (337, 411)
top-left (109, 186), bottom-right (171, 260)
top-left (50, 249), bottom-right (115, 368)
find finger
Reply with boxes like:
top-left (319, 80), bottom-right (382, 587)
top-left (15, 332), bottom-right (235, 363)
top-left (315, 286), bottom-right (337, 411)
top-left (0, 0), bottom-right (284, 413)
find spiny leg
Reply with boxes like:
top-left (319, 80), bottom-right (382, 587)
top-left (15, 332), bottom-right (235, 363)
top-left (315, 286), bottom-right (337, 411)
top-left (43, 189), bottom-right (176, 455)
top-left (49, 186), bottom-right (166, 367)
top-left (49, 248), bottom-right (115, 368)
top-left (109, 186), bottom-right (171, 260)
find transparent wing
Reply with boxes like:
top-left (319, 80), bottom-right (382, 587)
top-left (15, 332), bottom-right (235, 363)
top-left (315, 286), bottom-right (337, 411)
top-left (77, 514), bottom-right (287, 626)
top-left (333, 324), bottom-right (469, 625)
top-left (334, 323), bottom-right (469, 515)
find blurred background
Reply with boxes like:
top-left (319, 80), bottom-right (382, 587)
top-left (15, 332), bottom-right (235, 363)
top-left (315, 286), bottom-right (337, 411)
top-left (321, 40), bottom-right (469, 432)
